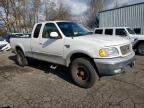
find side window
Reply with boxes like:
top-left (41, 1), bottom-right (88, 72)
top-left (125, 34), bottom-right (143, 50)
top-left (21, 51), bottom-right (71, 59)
top-left (134, 28), bottom-right (141, 34)
top-left (42, 23), bottom-right (60, 38)
top-left (116, 29), bottom-right (127, 36)
top-left (95, 29), bottom-right (103, 34)
top-left (105, 29), bottom-right (113, 35)
top-left (34, 24), bottom-right (42, 38)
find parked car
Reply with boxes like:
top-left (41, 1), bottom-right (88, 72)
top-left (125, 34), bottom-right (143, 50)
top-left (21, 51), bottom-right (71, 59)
top-left (94, 27), bottom-right (144, 55)
top-left (3, 35), bottom-right (13, 43)
top-left (0, 37), bottom-right (11, 51)
top-left (10, 21), bottom-right (135, 88)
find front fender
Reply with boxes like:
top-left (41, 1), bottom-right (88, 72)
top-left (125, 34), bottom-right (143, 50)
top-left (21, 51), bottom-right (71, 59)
top-left (133, 40), bottom-right (144, 49)
top-left (65, 50), bottom-right (94, 67)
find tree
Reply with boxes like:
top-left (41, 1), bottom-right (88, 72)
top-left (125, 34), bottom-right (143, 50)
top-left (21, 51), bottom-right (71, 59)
top-left (0, 0), bottom-right (12, 32)
top-left (0, 0), bottom-right (72, 33)
top-left (32, 0), bottom-right (41, 23)
top-left (44, 0), bottom-right (71, 21)
top-left (52, 3), bottom-right (71, 20)
top-left (84, 0), bottom-right (103, 28)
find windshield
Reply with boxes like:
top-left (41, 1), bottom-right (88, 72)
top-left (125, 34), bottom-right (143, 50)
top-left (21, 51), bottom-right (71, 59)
top-left (127, 28), bottom-right (136, 34)
top-left (57, 22), bottom-right (92, 37)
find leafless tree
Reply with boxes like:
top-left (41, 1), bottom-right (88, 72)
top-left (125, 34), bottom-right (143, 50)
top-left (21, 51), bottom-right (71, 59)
top-left (33, 0), bottom-right (41, 23)
top-left (44, 1), bottom-right (71, 21)
top-left (52, 3), bottom-right (71, 20)
top-left (84, 0), bottom-right (103, 28)
top-left (0, 0), bottom-right (72, 33)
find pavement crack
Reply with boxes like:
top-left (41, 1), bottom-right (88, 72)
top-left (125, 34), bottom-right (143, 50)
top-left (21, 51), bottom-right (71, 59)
top-left (112, 78), bottom-right (144, 90)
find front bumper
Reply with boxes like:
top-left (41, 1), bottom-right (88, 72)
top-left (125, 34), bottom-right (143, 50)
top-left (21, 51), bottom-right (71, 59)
top-left (94, 52), bottom-right (135, 76)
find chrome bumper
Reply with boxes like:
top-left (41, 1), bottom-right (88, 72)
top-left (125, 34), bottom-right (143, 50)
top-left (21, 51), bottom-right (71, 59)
top-left (94, 52), bottom-right (135, 76)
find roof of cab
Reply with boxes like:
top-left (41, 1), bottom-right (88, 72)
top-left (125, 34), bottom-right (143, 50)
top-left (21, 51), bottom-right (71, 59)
top-left (35, 21), bottom-right (73, 24)
top-left (95, 27), bottom-right (130, 29)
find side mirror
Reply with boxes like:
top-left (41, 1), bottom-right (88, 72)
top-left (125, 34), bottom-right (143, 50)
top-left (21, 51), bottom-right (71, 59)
top-left (50, 32), bottom-right (59, 38)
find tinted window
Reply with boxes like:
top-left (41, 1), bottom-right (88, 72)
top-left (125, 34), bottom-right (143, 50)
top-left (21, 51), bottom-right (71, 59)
top-left (57, 22), bottom-right (92, 37)
top-left (105, 29), bottom-right (113, 35)
top-left (127, 28), bottom-right (135, 34)
top-left (42, 23), bottom-right (60, 38)
top-left (134, 28), bottom-right (141, 34)
top-left (116, 29), bottom-right (127, 36)
top-left (95, 29), bottom-right (103, 34)
top-left (34, 24), bottom-right (42, 38)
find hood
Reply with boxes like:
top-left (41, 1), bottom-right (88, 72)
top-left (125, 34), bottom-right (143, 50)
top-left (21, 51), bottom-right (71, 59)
top-left (75, 34), bottom-right (130, 46)
top-left (0, 41), bottom-right (8, 45)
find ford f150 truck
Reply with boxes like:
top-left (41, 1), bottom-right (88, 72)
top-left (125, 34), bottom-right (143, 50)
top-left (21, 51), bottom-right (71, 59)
top-left (94, 27), bottom-right (144, 55)
top-left (10, 21), bottom-right (135, 88)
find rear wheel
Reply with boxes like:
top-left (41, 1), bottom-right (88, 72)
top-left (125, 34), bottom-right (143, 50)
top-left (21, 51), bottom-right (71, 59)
top-left (137, 43), bottom-right (144, 55)
top-left (70, 58), bottom-right (99, 88)
top-left (16, 50), bottom-right (28, 67)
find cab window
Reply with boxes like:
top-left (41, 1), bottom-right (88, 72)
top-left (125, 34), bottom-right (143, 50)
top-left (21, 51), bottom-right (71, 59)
top-left (134, 28), bottom-right (141, 34)
top-left (42, 23), bottom-right (60, 38)
top-left (34, 24), bottom-right (42, 38)
top-left (116, 29), bottom-right (127, 36)
top-left (95, 29), bottom-right (103, 34)
top-left (105, 29), bottom-right (113, 35)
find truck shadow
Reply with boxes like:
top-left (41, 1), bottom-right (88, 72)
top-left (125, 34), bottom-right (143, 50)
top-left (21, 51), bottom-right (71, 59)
top-left (8, 55), bottom-right (74, 85)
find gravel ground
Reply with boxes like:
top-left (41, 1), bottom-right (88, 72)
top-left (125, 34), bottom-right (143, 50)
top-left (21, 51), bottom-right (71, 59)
top-left (0, 51), bottom-right (144, 108)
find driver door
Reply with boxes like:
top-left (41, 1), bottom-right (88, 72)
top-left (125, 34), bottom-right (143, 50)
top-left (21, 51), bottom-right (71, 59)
top-left (38, 23), bottom-right (64, 65)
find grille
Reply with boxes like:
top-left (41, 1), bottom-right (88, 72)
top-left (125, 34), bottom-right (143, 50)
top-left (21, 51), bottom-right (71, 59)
top-left (120, 44), bottom-right (131, 55)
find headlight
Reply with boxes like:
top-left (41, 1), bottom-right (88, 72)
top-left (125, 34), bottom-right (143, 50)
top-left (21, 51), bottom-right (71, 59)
top-left (99, 47), bottom-right (119, 57)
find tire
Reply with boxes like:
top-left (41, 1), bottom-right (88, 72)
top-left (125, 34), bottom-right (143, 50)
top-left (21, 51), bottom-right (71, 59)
top-left (16, 50), bottom-right (28, 67)
top-left (70, 58), bottom-right (99, 88)
top-left (137, 43), bottom-right (144, 55)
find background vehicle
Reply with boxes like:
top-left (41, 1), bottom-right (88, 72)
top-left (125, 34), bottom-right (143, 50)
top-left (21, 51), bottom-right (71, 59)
top-left (0, 37), bottom-right (11, 51)
top-left (94, 27), bottom-right (144, 55)
top-left (11, 33), bottom-right (24, 37)
top-left (10, 21), bottom-right (135, 88)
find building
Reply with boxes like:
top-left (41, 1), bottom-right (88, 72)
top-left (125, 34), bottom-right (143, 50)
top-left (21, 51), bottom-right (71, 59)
top-left (99, 2), bottom-right (144, 34)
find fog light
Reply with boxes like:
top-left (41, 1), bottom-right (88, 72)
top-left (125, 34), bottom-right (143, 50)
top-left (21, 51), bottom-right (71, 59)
top-left (114, 69), bottom-right (122, 73)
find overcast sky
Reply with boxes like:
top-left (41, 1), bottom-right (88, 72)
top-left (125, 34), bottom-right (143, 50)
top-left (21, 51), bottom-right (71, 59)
top-left (60, 0), bottom-right (144, 15)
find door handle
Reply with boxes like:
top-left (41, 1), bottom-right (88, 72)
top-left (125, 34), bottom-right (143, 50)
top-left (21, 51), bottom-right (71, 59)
top-left (64, 44), bottom-right (70, 48)
top-left (39, 43), bottom-right (43, 45)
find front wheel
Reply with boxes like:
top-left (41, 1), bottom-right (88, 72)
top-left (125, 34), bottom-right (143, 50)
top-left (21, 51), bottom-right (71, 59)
top-left (16, 50), bottom-right (28, 67)
top-left (137, 43), bottom-right (144, 55)
top-left (70, 58), bottom-right (99, 88)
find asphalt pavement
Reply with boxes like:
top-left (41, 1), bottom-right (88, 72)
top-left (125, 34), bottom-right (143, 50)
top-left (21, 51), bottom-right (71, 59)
top-left (0, 51), bottom-right (144, 108)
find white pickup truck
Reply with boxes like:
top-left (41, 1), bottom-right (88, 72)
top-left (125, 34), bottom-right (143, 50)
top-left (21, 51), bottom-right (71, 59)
top-left (95, 27), bottom-right (144, 55)
top-left (10, 21), bottom-right (135, 88)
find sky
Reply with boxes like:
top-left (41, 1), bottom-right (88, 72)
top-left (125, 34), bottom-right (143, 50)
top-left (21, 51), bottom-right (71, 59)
top-left (59, 0), bottom-right (144, 15)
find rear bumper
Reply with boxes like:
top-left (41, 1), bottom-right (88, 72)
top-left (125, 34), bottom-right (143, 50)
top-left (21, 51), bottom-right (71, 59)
top-left (94, 52), bottom-right (135, 76)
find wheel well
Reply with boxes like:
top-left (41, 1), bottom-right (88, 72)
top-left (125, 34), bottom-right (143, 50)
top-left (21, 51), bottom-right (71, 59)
top-left (134, 40), bottom-right (144, 49)
top-left (70, 53), bottom-right (91, 61)
top-left (15, 46), bottom-right (23, 53)
top-left (70, 53), bottom-right (100, 76)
